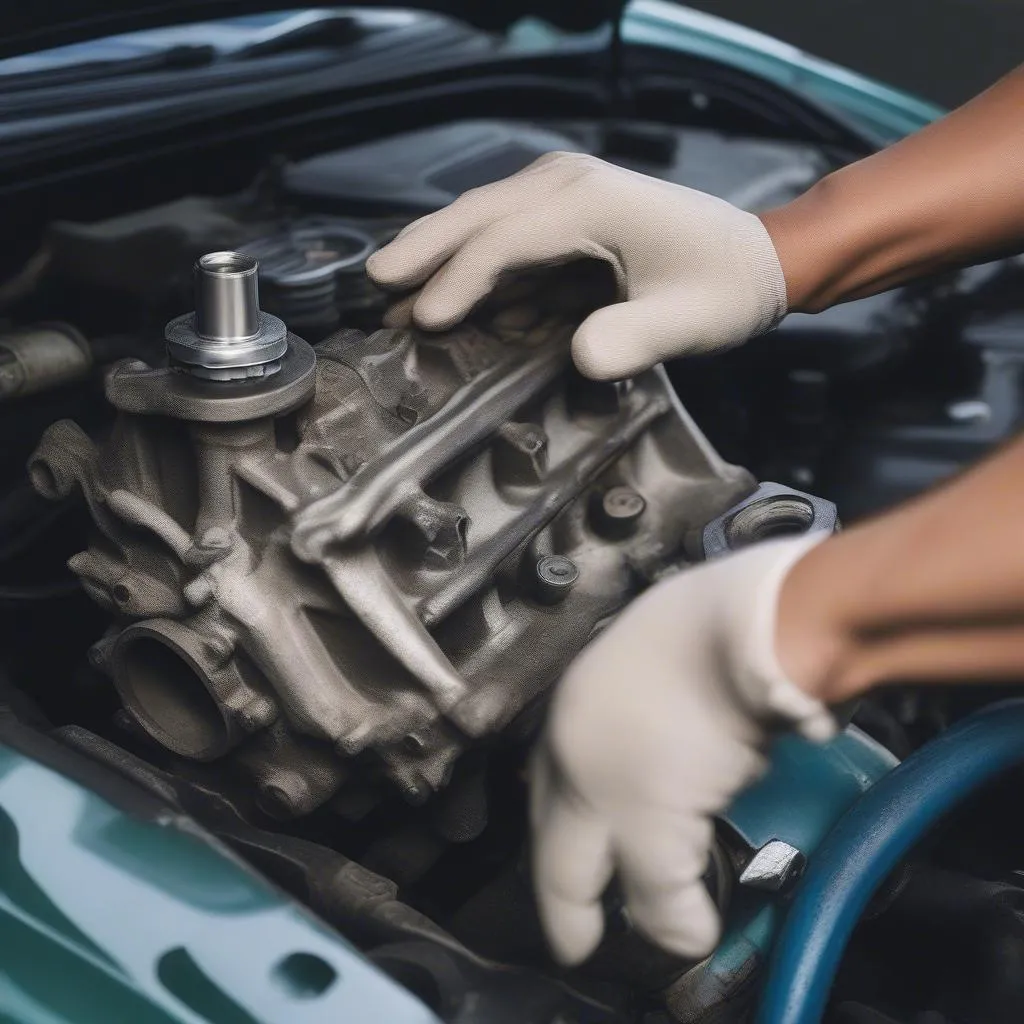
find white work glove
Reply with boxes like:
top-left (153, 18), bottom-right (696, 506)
top-left (529, 532), bottom-right (836, 965)
top-left (365, 152), bottom-right (788, 379)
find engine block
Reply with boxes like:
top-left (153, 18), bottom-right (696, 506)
top-left (29, 254), bottom-right (754, 818)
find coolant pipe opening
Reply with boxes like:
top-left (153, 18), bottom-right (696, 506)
top-left (757, 699), bottom-right (1024, 1024)
top-left (111, 620), bottom-right (234, 762)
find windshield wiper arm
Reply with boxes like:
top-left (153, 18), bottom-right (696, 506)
top-left (233, 11), bottom-right (362, 59)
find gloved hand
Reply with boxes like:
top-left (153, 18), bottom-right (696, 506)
top-left (365, 152), bottom-right (788, 379)
top-left (528, 532), bottom-right (837, 965)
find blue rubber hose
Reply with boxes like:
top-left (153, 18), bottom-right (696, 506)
top-left (757, 699), bottom-right (1024, 1024)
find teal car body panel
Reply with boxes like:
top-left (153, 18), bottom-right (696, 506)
top-left (0, 742), bottom-right (440, 1024)
top-left (622, 1), bottom-right (945, 142)
top-left (0, 724), bottom-right (895, 1023)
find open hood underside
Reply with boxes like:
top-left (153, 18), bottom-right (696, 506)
top-left (0, 0), bottom-right (623, 61)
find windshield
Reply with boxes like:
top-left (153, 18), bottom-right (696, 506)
top-left (0, 8), bottom-right (425, 77)
top-left (0, 5), bottom-right (506, 170)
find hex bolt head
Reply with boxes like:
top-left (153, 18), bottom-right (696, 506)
top-left (739, 839), bottom-right (806, 893)
top-left (592, 485), bottom-right (646, 539)
top-left (534, 555), bottom-right (579, 605)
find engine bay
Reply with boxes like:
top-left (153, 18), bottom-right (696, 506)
top-left (5, 114), bottom-right (1024, 1024)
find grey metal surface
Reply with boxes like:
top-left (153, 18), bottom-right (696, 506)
top-left (195, 251), bottom-right (261, 341)
top-left (30, 270), bottom-right (756, 815)
top-left (107, 336), bottom-right (317, 422)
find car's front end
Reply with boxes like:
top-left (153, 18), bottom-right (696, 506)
top-left (0, 6), bottom-right (1022, 1023)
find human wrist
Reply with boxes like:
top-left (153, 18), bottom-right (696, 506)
top-left (758, 161), bottom-right (915, 315)
top-left (757, 172), bottom-right (850, 314)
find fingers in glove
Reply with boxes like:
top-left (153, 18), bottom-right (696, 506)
top-left (382, 291), bottom-right (419, 328)
top-left (571, 290), bottom-right (737, 380)
top-left (366, 153), bottom-right (572, 291)
top-left (409, 206), bottom-right (595, 330)
top-left (530, 751), bottom-right (614, 965)
top-left (615, 813), bottom-right (722, 959)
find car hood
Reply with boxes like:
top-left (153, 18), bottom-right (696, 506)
top-left (0, 0), bottom-right (625, 61)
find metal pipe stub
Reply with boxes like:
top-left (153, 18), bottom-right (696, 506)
top-left (195, 250), bottom-right (260, 340)
top-left (165, 252), bottom-right (289, 380)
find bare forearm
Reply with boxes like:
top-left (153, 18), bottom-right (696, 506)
top-left (777, 433), bottom-right (1024, 702)
top-left (759, 65), bottom-right (1024, 313)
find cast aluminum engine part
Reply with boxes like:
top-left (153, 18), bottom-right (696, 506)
top-left (29, 252), bottom-right (758, 818)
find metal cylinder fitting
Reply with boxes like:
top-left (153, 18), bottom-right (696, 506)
top-left (534, 555), bottom-right (579, 605)
top-left (194, 251), bottom-right (260, 341)
top-left (591, 485), bottom-right (646, 539)
top-left (164, 251), bottom-right (289, 381)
